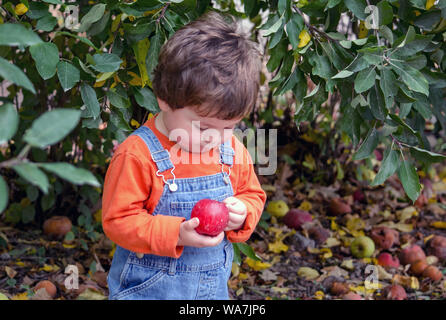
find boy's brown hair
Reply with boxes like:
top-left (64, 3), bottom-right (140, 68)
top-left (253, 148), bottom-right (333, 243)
top-left (152, 11), bottom-right (262, 120)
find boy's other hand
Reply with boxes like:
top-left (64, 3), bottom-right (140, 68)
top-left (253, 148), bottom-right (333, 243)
top-left (177, 218), bottom-right (224, 248)
top-left (222, 196), bottom-right (247, 232)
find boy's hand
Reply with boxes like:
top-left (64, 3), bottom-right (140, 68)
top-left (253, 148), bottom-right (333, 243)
top-left (222, 196), bottom-right (247, 231)
top-left (177, 218), bottom-right (224, 248)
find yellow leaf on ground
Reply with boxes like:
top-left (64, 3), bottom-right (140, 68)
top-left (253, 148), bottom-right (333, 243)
top-left (39, 264), bottom-right (60, 272)
top-left (346, 216), bottom-right (365, 232)
top-left (11, 292), bottom-right (29, 300)
top-left (268, 240), bottom-right (289, 254)
top-left (63, 243), bottom-right (77, 249)
top-left (341, 259), bottom-right (355, 270)
top-left (392, 274), bottom-right (419, 290)
top-left (298, 200), bottom-right (312, 211)
top-left (238, 273), bottom-right (249, 280)
top-left (245, 257), bottom-right (271, 271)
top-left (325, 237), bottom-right (341, 247)
top-left (431, 221), bottom-right (446, 229)
top-left (314, 290), bottom-right (324, 300)
top-left (319, 248), bottom-right (332, 260)
top-left (297, 267), bottom-right (319, 280)
top-left (5, 266), bottom-right (17, 278)
top-left (271, 287), bottom-right (290, 294)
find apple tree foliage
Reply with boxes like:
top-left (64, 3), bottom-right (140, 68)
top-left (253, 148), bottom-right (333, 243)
top-left (0, 0), bottom-right (445, 248)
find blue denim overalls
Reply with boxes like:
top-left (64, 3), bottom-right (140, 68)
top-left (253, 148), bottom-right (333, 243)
top-left (107, 126), bottom-right (235, 300)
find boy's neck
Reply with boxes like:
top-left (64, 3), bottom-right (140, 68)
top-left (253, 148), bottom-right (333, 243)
top-left (155, 111), bottom-right (169, 138)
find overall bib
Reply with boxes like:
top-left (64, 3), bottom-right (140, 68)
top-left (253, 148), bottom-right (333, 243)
top-left (107, 126), bottom-right (235, 300)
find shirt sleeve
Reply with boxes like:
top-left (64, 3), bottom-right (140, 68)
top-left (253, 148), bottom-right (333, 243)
top-left (225, 144), bottom-right (267, 243)
top-left (102, 151), bottom-right (185, 258)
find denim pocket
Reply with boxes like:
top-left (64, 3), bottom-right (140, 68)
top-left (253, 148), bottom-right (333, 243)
top-left (113, 263), bottom-right (166, 300)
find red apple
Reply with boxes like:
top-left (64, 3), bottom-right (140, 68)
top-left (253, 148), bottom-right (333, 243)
top-left (342, 292), bottom-right (362, 300)
top-left (190, 199), bottom-right (229, 237)
top-left (377, 252), bottom-right (400, 269)
top-left (370, 227), bottom-right (399, 250)
top-left (328, 198), bottom-right (352, 216)
top-left (428, 235), bottom-right (446, 261)
top-left (382, 284), bottom-right (407, 300)
top-left (283, 209), bottom-right (312, 230)
top-left (400, 245), bottom-right (426, 266)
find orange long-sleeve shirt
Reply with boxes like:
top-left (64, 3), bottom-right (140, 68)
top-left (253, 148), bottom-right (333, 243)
top-left (102, 115), bottom-right (267, 258)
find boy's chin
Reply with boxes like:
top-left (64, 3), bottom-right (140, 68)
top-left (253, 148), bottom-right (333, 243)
top-left (178, 143), bottom-right (217, 154)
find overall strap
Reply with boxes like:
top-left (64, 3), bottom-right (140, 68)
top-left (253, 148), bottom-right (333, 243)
top-left (219, 140), bottom-right (235, 166)
top-left (130, 126), bottom-right (174, 172)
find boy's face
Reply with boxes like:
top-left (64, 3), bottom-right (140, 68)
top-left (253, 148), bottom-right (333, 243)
top-left (157, 98), bottom-right (242, 153)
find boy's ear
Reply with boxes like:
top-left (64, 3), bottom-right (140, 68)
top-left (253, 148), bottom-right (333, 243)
top-left (157, 98), bottom-right (172, 112)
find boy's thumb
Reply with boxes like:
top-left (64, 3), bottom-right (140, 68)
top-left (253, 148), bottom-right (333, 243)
top-left (187, 217), bottom-right (200, 230)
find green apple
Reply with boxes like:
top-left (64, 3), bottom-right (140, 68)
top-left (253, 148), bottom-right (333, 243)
top-left (350, 236), bottom-right (375, 258)
top-left (266, 200), bottom-right (289, 218)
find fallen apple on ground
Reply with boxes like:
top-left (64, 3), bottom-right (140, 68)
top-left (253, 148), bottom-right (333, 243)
top-left (350, 236), bottom-right (375, 258)
top-left (400, 245), bottom-right (426, 266)
top-left (266, 200), bottom-right (289, 218)
top-left (283, 209), bottom-right (312, 230)
top-left (377, 252), bottom-right (400, 269)
top-left (190, 199), bottom-right (229, 237)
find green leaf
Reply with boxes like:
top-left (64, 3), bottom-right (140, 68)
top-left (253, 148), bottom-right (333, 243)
top-left (397, 160), bottom-right (421, 203)
top-left (377, 1), bottom-right (393, 26)
top-left (133, 87), bottom-right (160, 113)
top-left (91, 53), bottom-right (122, 73)
top-left (0, 103), bottom-right (19, 144)
top-left (12, 163), bottom-right (49, 194)
top-left (0, 56), bottom-right (36, 94)
top-left (0, 176), bottom-right (8, 214)
top-left (370, 148), bottom-right (400, 186)
top-left (0, 23), bottom-right (42, 47)
top-left (57, 61), bottom-right (80, 92)
top-left (236, 242), bottom-right (260, 261)
top-left (146, 30), bottom-right (163, 80)
top-left (393, 35), bottom-right (434, 57)
top-left (395, 26), bottom-right (416, 49)
top-left (36, 15), bottom-right (58, 32)
top-left (286, 14), bottom-right (304, 50)
top-left (54, 31), bottom-right (99, 51)
top-left (390, 61), bottom-right (429, 96)
top-left (77, 3), bottom-right (106, 32)
top-left (29, 42), bottom-right (59, 80)
top-left (332, 70), bottom-right (353, 79)
top-left (80, 83), bottom-right (101, 119)
top-left (133, 38), bottom-right (150, 87)
top-left (354, 67), bottom-right (377, 93)
top-left (23, 109), bottom-right (81, 148)
top-left (409, 146), bottom-right (446, 164)
top-left (39, 163), bottom-right (101, 187)
top-left (352, 126), bottom-right (380, 160)
top-left (369, 83), bottom-right (388, 121)
top-left (344, 0), bottom-right (367, 20)
top-left (263, 14), bottom-right (284, 37)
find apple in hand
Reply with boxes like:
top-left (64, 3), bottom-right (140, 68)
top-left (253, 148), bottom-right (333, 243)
top-left (350, 236), bottom-right (375, 259)
top-left (190, 199), bottom-right (229, 237)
